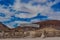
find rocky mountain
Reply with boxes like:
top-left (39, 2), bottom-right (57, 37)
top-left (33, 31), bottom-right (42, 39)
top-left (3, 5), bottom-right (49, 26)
top-left (34, 20), bottom-right (60, 30)
top-left (0, 22), bottom-right (10, 31)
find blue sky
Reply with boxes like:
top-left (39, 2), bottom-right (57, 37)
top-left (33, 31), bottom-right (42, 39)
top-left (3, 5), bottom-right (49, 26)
top-left (0, 0), bottom-right (60, 28)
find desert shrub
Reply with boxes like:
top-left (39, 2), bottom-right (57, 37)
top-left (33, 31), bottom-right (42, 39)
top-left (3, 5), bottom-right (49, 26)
top-left (24, 31), bottom-right (30, 37)
top-left (46, 31), bottom-right (55, 37)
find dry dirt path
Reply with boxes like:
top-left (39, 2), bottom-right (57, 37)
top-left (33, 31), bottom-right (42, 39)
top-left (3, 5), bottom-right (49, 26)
top-left (0, 37), bottom-right (60, 40)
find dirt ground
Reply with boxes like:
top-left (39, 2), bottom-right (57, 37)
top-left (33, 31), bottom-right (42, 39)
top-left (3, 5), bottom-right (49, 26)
top-left (0, 37), bottom-right (60, 40)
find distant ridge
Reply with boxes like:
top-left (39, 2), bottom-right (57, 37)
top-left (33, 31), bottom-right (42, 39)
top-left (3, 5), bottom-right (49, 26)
top-left (0, 22), bottom-right (10, 31)
top-left (34, 20), bottom-right (60, 30)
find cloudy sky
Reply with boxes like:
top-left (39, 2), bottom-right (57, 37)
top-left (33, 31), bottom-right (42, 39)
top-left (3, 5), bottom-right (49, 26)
top-left (0, 0), bottom-right (60, 28)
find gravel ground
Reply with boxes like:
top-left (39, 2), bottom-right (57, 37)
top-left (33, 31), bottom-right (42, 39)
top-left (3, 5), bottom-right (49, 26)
top-left (0, 37), bottom-right (60, 40)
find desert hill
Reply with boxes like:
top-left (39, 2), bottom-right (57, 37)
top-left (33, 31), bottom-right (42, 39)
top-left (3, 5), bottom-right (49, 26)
top-left (34, 20), bottom-right (60, 30)
top-left (0, 22), bottom-right (10, 31)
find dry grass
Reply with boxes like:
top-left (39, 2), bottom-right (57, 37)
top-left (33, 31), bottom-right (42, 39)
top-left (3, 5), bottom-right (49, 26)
top-left (21, 27), bottom-right (60, 38)
top-left (0, 27), bottom-right (60, 38)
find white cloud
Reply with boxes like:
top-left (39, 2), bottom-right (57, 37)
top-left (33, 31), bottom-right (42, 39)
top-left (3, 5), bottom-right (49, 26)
top-left (48, 12), bottom-right (60, 20)
top-left (12, 0), bottom-right (22, 11)
top-left (0, 6), bottom-right (11, 21)
top-left (31, 19), bottom-right (41, 23)
top-left (12, 0), bottom-right (60, 19)
top-left (5, 21), bottom-right (31, 28)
